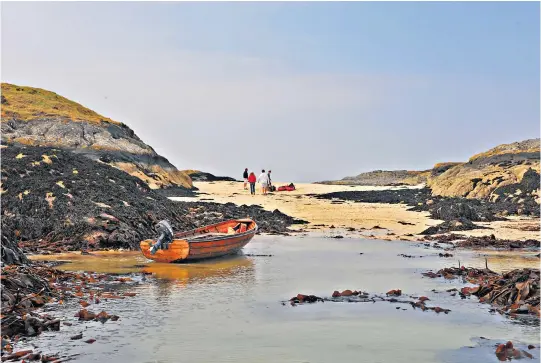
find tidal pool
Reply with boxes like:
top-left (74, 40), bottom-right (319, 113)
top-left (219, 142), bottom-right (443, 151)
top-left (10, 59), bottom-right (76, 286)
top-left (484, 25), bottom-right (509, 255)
top-left (27, 235), bottom-right (540, 363)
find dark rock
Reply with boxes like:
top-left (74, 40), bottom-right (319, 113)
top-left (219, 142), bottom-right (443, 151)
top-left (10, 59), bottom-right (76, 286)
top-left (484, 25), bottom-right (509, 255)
top-left (1, 234), bottom-right (28, 265)
top-left (316, 169), bottom-right (427, 186)
top-left (187, 171), bottom-right (237, 182)
top-left (423, 234), bottom-right (540, 250)
top-left (289, 294), bottom-right (323, 304)
top-left (421, 218), bottom-right (488, 235)
top-left (398, 221), bottom-right (415, 226)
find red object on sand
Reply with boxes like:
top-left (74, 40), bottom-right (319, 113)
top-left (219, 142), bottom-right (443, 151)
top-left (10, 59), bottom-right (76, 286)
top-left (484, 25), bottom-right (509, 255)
top-left (277, 185), bottom-right (295, 192)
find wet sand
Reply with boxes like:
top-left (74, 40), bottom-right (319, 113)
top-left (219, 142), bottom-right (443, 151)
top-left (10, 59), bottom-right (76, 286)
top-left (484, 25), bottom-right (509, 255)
top-left (171, 181), bottom-right (540, 241)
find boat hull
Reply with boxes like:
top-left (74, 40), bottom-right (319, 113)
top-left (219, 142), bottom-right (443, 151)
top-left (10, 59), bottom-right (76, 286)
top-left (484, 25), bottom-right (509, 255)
top-left (140, 219), bottom-right (257, 263)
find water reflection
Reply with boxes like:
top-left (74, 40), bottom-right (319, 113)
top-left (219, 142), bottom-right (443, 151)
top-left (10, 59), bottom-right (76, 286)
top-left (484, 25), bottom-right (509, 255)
top-left (142, 256), bottom-right (255, 285)
top-left (140, 256), bottom-right (255, 305)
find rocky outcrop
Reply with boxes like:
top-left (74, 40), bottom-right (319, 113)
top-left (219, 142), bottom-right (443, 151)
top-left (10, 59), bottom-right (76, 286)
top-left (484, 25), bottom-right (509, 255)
top-left (182, 170), bottom-right (237, 182)
top-left (317, 139), bottom-right (540, 202)
top-left (318, 170), bottom-right (428, 186)
top-left (427, 139), bottom-right (540, 200)
top-left (1, 83), bottom-right (192, 190)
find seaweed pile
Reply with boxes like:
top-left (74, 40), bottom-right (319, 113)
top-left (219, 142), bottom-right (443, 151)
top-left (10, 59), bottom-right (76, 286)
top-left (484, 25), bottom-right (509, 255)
top-left (1, 144), bottom-right (306, 254)
top-left (422, 267), bottom-right (540, 318)
top-left (286, 290), bottom-right (451, 314)
top-left (494, 341), bottom-right (535, 361)
top-left (1, 261), bottom-right (138, 342)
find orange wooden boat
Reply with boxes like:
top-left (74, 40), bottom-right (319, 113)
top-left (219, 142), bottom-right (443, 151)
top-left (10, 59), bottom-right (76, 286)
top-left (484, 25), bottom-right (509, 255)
top-left (140, 219), bottom-right (257, 263)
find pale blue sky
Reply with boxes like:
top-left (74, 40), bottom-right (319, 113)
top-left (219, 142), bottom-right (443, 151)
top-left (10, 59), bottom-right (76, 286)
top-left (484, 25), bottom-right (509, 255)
top-left (2, 2), bottom-right (539, 182)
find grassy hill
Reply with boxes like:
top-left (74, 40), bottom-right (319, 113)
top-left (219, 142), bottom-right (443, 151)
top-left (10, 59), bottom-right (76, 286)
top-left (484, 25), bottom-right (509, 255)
top-left (1, 83), bottom-right (119, 124)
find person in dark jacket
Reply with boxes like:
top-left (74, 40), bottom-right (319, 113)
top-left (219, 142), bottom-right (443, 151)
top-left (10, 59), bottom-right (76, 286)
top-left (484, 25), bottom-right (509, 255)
top-left (243, 168), bottom-right (249, 190)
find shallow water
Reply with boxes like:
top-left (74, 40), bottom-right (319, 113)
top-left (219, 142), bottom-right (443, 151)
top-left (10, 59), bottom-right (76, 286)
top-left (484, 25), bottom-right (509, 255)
top-left (27, 236), bottom-right (539, 363)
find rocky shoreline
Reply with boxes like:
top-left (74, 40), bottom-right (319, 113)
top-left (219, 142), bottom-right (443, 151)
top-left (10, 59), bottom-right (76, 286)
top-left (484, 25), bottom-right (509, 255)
top-left (308, 176), bottom-right (540, 248)
top-left (1, 144), bottom-right (307, 257)
top-left (0, 260), bottom-right (142, 361)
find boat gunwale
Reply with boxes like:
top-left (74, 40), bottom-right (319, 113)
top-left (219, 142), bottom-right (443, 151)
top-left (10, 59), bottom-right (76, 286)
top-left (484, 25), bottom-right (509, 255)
top-left (186, 223), bottom-right (258, 243)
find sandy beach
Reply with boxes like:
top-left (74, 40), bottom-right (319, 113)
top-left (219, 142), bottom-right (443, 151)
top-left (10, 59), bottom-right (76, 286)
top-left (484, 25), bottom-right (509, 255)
top-left (171, 181), bottom-right (540, 241)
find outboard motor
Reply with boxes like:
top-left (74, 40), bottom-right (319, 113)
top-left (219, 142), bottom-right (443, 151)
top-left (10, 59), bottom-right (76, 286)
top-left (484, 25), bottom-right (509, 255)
top-left (150, 220), bottom-right (174, 255)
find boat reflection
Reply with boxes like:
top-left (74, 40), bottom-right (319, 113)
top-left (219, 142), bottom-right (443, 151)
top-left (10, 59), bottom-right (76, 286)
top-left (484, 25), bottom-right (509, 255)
top-left (142, 255), bottom-right (255, 286)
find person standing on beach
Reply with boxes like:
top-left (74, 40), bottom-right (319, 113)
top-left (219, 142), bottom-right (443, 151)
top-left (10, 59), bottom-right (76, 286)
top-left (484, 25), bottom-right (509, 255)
top-left (267, 170), bottom-right (273, 191)
top-left (243, 168), bottom-right (249, 190)
top-left (248, 172), bottom-right (257, 195)
top-left (258, 169), bottom-right (269, 195)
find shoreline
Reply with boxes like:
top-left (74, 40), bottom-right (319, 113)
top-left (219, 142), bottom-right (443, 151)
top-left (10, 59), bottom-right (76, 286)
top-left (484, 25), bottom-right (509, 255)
top-left (173, 181), bottom-right (541, 244)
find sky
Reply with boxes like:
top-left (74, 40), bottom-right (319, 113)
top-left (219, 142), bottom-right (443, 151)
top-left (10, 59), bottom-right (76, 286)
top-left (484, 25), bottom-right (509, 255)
top-left (1, 2), bottom-right (539, 182)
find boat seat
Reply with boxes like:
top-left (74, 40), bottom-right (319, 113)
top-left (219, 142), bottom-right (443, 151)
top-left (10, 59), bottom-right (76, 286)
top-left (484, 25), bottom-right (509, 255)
top-left (188, 232), bottom-right (231, 241)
